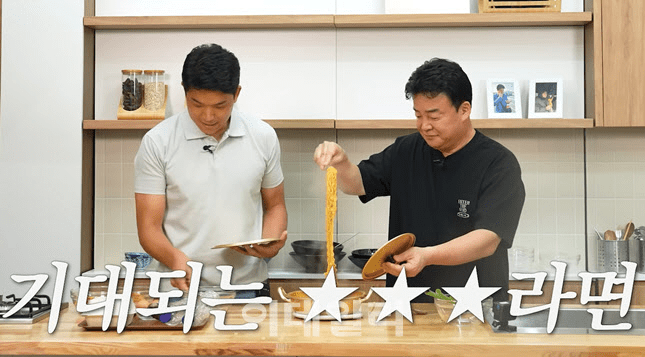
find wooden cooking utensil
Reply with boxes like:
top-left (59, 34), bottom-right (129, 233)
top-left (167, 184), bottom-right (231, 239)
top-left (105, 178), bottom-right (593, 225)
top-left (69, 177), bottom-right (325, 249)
top-left (604, 230), bottom-right (617, 241)
top-left (362, 233), bottom-right (415, 280)
top-left (624, 221), bottom-right (635, 240)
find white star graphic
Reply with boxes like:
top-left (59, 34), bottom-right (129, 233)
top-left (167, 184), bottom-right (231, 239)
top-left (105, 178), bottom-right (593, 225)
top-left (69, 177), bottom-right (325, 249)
top-left (443, 267), bottom-right (500, 323)
top-left (371, 266), bottom-right (429, 322)
top-left (300, 269), bottom-right (357, 322)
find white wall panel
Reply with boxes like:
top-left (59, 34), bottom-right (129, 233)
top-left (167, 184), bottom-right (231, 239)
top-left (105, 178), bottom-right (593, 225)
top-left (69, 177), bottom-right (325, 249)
top-left (95, 30), bottom-right (336, 120)
top-left (95, 0), bottom-right (581, 16)
top-left (336, 27), bottom-right (585, 120)
top-left (0, 0), bottom-right (84, 296)
top-left (95, 0), bottom-right (336, 16)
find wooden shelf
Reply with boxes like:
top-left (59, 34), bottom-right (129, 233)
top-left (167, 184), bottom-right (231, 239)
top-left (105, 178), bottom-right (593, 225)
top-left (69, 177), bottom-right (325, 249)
top-left (83, 12), bottom-right (592, 30)
top-left (337, 119), bottom-right (594, 129)
top-left (83, 15), bottom-right (335, 29)
top-left (84, 118), bottom-right (594, 130)
top-left (265, 119), bottom-right (335, 129)
top-left (83, 120), bottom-right (163, 130)
top-left (471, 118), bottom-right (595, 129)
top-left (334, 12), bottom-right (592, 28)
top-left (82, 119), bottom-right (335, 130)
top-left (336, 120), bottom-right (416, 129)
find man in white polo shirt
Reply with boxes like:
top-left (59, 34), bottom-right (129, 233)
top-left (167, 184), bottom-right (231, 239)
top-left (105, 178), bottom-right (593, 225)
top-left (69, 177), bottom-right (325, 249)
top-left (134, 44), bottom-right (287, 295)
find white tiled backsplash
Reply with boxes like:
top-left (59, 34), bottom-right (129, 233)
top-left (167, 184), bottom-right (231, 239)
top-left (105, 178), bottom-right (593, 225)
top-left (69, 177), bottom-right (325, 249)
top-left (94, 127), bottom-right (645, 277)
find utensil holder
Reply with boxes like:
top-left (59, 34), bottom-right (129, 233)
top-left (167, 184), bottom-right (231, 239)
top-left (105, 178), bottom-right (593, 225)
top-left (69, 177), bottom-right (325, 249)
top-left (597, 240), bottom-right (629, 273)
top-left (629, 239), bottom-right (645, 273)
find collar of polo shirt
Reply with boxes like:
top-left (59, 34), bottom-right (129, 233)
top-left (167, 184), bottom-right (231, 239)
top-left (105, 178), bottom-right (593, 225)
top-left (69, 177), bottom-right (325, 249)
top-left (182, 107), bottom-right (247, 141)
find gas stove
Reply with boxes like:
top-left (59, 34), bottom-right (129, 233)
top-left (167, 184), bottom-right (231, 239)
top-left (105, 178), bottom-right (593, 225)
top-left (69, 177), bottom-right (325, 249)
top-left (0, 294), bottom-right (53, 324)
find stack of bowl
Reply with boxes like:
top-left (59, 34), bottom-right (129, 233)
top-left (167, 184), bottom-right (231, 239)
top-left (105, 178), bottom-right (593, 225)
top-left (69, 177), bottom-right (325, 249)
top-left (124, 252), bottom-right (152, 270)
top-left (348, 249), bottom-right (377, 269)
top-left (289, 240), bottom-right (345, 273)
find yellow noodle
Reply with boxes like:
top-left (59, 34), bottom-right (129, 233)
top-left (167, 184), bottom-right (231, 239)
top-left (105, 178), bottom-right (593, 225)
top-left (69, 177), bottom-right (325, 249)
top-left (325, 167), bottom-right (337, 275)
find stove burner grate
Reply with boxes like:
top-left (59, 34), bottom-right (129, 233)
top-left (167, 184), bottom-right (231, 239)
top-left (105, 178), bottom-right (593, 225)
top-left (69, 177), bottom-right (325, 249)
top-left (1, 294), bottom-right (52, 319)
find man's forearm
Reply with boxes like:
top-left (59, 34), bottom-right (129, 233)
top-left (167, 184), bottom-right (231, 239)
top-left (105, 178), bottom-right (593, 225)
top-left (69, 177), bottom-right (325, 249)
top-left (423, 229), bottom-right (501, 266)
top-left (139, 228), bottom-right (186, 270)
top-left (262, 203), bottom-right (287, 239)
top-left (335, 160), bottom-right (366, 196)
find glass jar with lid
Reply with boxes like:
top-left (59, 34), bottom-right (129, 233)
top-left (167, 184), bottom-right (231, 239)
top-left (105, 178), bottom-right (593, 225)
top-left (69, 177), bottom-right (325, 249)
top-left (144, 69), bottom-right (166, 111)
top-left (121, 69), bottom-right (144, 111)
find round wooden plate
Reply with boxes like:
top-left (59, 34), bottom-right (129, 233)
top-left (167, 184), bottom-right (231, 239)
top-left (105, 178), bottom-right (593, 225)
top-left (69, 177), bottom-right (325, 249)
top-left (361, 233), bottom-right (416, 280)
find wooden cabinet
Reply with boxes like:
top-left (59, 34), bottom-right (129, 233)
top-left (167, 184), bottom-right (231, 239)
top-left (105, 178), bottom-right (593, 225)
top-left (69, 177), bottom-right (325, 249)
top-left (597, 0), bottom-right (645, 127)
top-left (596, 279), bottom-right (645, 305)
top-left (510, 279), bottom-right (645, 306)
top-left (509, 280), bottom-right (586, 305)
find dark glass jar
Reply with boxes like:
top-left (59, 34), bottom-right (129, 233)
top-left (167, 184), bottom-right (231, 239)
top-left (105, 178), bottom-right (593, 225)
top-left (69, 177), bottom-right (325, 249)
top-left (121, 69), bottom-right (144, 111)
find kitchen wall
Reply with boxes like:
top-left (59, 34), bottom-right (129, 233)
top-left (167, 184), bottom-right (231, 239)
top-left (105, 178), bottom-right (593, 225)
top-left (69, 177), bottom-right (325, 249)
top-left (91, 0), bottom-right (597, 278)
top-left (2, 0), bottom-right (633, 303)
top-left (94, 127), bottom-right (591, 277)
top-left (0, 0), bottom-right (85, 295)
top-left (586, 128), bottom-right (645, 271)
top-left (95, 126), bottom-right (645, 275)
top-left (91, 125), bottom-right (645, 277)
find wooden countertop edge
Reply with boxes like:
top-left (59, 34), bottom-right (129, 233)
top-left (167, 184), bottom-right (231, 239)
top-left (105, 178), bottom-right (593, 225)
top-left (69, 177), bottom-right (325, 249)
top-left (3, 339), bottom-right (645, 356)
top-left (3, 303), bottom-right (645, 356)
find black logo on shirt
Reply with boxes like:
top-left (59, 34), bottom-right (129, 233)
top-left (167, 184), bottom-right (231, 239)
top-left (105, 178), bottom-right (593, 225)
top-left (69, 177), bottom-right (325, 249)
top-left (457, 199), bottom-right (470, 218)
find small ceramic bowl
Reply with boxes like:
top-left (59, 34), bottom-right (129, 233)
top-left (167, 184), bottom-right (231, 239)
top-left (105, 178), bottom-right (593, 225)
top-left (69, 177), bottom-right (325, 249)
top-left (291, 240), bottom-right (343, 255)
top-left (348, 255), bottom-right (369, 269)
top-left (124, 252), bottom-right (152, 269)
top-left (289, 251), bottom-right (346, 273)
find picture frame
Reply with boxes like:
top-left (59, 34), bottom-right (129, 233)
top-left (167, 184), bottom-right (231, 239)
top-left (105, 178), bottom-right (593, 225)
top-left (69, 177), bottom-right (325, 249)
top-left (528, 79), bottom-right (563, 118)
top-left (486, 79), bottom-right (522, 119)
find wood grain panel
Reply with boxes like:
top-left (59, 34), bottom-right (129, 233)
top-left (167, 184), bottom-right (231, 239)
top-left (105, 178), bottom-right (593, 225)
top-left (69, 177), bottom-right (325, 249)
top-left (4, 302), bottom-right (645, 355)
top-left (597, 280), bottom-right (645, 305)
top-left (83, 13), bottom-right (592, 30)
top-left (84, 15), bottom-right (336, 29)
top-left (584, 0), bottom-right (603, 126)
top-left (601, 0), bottom-right (645, 127)
top-left (334, 12), bottom-right (591, 27)
top-left (83, 119), bottom-right (594, 130)
top-left (509, 280), bottom-right (585, 305)
top-left (83, 119), bottom-right (335, 130)
top-left (80, 0), bottom-right (95, 273)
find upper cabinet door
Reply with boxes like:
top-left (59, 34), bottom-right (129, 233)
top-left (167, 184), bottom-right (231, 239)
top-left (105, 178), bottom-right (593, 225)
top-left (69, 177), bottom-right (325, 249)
top-left (601, 0), bottom-right (645, 127)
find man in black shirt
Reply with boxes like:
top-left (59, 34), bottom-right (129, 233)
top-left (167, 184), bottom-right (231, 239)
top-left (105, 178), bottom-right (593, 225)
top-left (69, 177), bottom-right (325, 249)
top-left (313, 58), bottom-right (525, 302)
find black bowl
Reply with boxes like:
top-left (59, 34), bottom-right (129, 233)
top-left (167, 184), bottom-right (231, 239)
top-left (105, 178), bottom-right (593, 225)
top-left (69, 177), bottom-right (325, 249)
top-left (351, 248), bottom-right (377, 259)
top-left (289, 251), bottom-right (346, 273)
top-left (291, 240), bottom-right (344, 255)
top-left (348, 255), bottom-right (369, 269)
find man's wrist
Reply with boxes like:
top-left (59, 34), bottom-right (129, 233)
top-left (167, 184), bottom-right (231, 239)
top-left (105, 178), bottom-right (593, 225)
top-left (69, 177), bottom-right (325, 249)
top-left (421, 246), bottom-right (435, 268)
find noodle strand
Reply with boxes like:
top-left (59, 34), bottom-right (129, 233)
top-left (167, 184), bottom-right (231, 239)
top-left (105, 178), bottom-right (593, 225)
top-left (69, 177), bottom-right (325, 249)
top-left (325, 167), bottom-right (337, 276)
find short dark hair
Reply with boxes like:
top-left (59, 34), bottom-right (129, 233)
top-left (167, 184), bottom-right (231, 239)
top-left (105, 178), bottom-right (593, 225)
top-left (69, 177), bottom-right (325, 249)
top-left (496, 84), bottom-right (505, 91)
top-left (182, 44), bottom-right (240, 94)
top-left (404, 58), bottom-right (472, 111)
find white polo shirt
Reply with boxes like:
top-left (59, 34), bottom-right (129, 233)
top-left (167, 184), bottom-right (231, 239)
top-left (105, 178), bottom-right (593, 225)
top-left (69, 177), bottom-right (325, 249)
top-left (134, 107), bottom-right (283, 286)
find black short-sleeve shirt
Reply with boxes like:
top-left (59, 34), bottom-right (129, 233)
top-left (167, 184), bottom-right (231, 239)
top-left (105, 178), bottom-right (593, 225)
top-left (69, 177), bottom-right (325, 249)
top-left (358, 130), bottom-right (525, 301)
